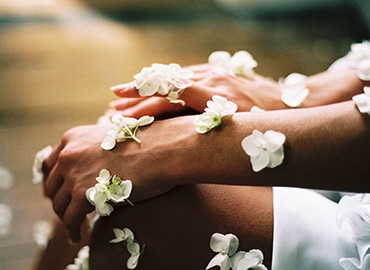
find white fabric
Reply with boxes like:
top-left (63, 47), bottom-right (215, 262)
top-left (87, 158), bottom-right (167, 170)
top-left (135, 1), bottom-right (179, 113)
top-left (272, 187), bottom-right (357, 270)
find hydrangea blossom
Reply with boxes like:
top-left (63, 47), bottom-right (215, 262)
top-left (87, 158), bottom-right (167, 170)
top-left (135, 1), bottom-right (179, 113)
top-left (0, 203), bottom-right (12, 237)
top-left (241, 130), bottom-right (286, 172)
top-left (194, 95), bottom-right (238, 134)
top-left (101, 114), bottom-right (155, 150)
top-left (133, 63), bottom-right (193, 104)
top-left (32, 219), bottom-right (53, 250)
top-left (0, 166), bottom-right (13, 190)
top-left (110, 227), bottom-right (145, 269)
top-left (85, 169), bottom-right (133, 216)
top-left (347, 41), bottom-right (370, 81)
top-left (208, 50), bottom-right (257, 79)
top-left (353, 87), bottom-right (370, 115)
top-left (206, 233), bottom-right (267, 270)
top-left (279, 73), bottom-right (309, 107)
top-left (32, 145), bottom-right (53, 184)
top-left (337, 194), bottom-right (370, 270)
top-left (65, 245), bottom-right (90, 270)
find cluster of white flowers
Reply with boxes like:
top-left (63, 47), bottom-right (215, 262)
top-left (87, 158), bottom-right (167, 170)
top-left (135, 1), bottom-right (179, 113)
top-left (206, 233), bottom-right (267, 270)
top-left (279, 73), bottom-right (309, 108)
top-left (85, 169), bottom-right (133, 216)
top-left (194, 95), bottom-right (238, 134)
top-left (208, 50), bottom-right (257, 79)
top-left (133, 63), bottom-right (193, 105)
top-left (101, 114), bottom-right (155, 150)
top-left (241, 130), bottom-right (286, 172)
top-left (32, 145), bottom-right (53, 184)
top-left (347, 41), bottom-right (370, 81)
top-left (65, 246), bottom-right (90, 270)
top-left (110, 227), bottom-right (145, 269)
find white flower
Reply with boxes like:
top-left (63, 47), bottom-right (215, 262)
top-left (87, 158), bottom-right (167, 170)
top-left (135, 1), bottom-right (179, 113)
top-left (85, 169), bottom-right (133, 216)
top-left (133, 63), bottom-right (193, 104)
top-left (0, 166), bottom-right (13, 190)
top-left (194, 95), bottom-right (238, 134)
top-left (65, 245), bottom-right (90, 270)
top-left (0, 203), bottom-right (12, 237)
top-left (32, 145), bottom-right (53, 184)
top-left (230, 51), bottom-right (258, 79)
top-left (101, 114), bottom-right (155, 150)
top-left (230, 249), bottom-right (268, 270)
top-left (242, 130), bottom-right (286, 172)
top-left (32, 220), bottom-right (53, 250)
top-left (280, 73), bottom-right (309, 107)
top-left (337, 194), bottom-right (370, 270)
top-left (109, 227), bottom-right (135, 243)
top-left (353, 87), bottom-right (370, 115)
top-left (347, 41), bottom-right (370, 81)
top-left (250, 105), bottom-right (265, 112)
top-left (109, 227), bottom-right (144, 269)
top-left (208, 50), bottom-right (257, 79)
top-left (206, 233), bottom-right (240, 270)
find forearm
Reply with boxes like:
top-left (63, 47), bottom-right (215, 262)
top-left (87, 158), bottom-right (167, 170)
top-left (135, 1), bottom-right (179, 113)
top-left (302, 67), bottom-right (370, 107)
top-left (176, 101), bottom-right (370, 192)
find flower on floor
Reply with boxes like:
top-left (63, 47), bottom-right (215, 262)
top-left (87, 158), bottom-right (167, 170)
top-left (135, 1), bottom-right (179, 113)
top-left (279, 73), bottom-right (309, 107)
top-left (65, 245), bottom-right (90, 270)
top-left (32, 219), bottom-right (53, 250)
top-left (206, 233), bottom-right (268, 270)
top-left (208, 50), bottom-right (257, 79)
top-left (32, 145), bottom-right (53, 184)
top-left (0, 203), bottom-right (12, 237)
top-left (347, 41), bottom-right (370, 81)
top-left (194, 95), bottom-right (238, 134)
top-left (85, 169), bottom-right (133, 216)
top-left (241, 130), bottom-right (286, 172)
top-left (0, 165), bottom-right (13, 190)
top-left (133, 63), bottom-right (193, 104)
top-left (101, 114), bottom-right (155, 150)
top-left (110, 227), bottom-right (145, 270)
top-left (353, 87), bottom-right (370, 115)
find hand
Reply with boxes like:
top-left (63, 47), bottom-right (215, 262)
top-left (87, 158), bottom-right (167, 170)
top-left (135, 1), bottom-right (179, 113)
top-left (110, 64), bottom-right (285, 118)
top-left (42, 117), bottom-right (196, 242)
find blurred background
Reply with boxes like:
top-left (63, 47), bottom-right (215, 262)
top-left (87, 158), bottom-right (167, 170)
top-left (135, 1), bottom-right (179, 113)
top-left (0, 0), bottom-right (369, 269)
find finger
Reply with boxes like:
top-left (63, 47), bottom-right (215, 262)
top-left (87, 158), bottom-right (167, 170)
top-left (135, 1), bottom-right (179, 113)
top-left (109, 97), bottom-right (147, 111)
top-left (117, 97), bottom-right (183, 118)
top-left (44, 163), bottom-right (64, 199)
top-left (110, 83), bottom-right (139, 98)
top-left (63, 192), bottom-right (94, 243)
top-left (51, 181), bottom-right (72, 221)
top-left (42, 141), bottom-right (64, 176)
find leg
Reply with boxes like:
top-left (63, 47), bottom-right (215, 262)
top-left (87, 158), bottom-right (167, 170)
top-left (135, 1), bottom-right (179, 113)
top-left (90, 184), bottom-right (273, 270)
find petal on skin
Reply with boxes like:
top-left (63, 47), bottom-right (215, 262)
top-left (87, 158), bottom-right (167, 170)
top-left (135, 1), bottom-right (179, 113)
top-left (101, 132), bottom-right (116, 150)
top-left (281, 83), bottom-right (309, 107)
top-left (209, 233), bottom-right (229, 253)
top-left (137, 115), bottom-right (155, 126)
top-left (236, 257), bottom-right (260, 270)
top-left (109, 228), bottom-right (126, 243)
top-left (268, 147), bottom-right (285, 168)
top-left (225, 233), bottom-right (239, 256)
top-left (127, 254), bottom-right (140, 269)
top-left (264, 130), bottom-right (286, 152)
top-left (229, 251), bottom-right (247, 270)
top-left (127, 242), bottom-right (141, 255)
top-left (241, 135), bottom-right (261, 156)
top-left (96, 169), bottom-right (111, 183)
top-left (96, 202), bottom-right (113, 216)
top-left (206, 253), bottom-right (229, 270)
top-left (353, 93), bottom-right (370, 114)
top-left (250, 151), bottom-right (270, 172)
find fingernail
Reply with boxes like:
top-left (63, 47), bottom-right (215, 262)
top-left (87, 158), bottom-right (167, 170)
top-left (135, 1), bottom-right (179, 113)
top-left (110, 83), bottom-right (130, 91)
top-left (109, 100), bottom-right (122, 108)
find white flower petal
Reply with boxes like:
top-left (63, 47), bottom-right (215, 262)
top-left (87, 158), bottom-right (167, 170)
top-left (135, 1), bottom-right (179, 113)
top-left (264, 130), bottom-right (286, 152)
top-left (206, 253), bottom-right (229, 270)
top-left (137, 115), bottom-right (155, 126)
top-left (32, 145), bottom-right (53, 184)
top-left (96, 169), bottom-right (111, 183)
top-left (250, 151), bottom-right (270, 172)
top-left (0, 203), bottom-right (12, 237)
top-left (96, 202), bottom-right (114, 216)
top-left (32, 220), bottom-right (53, 249)
top-left (281, 83), bottom-right (309, 107)
top-left (209, 233), bottom-right (229, 253)
top-left (225, 233), bottom-right (239, 256)
top-left (127, 254), bottom-right (140, 269)
top-left (0, 166), bottom-right (13, 190)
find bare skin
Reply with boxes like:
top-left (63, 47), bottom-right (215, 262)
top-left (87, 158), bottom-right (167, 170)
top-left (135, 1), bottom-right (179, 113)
top-left (89, 185), bottom-right (273, 270)
top-left (37, 62), bottom-right (370, 270)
